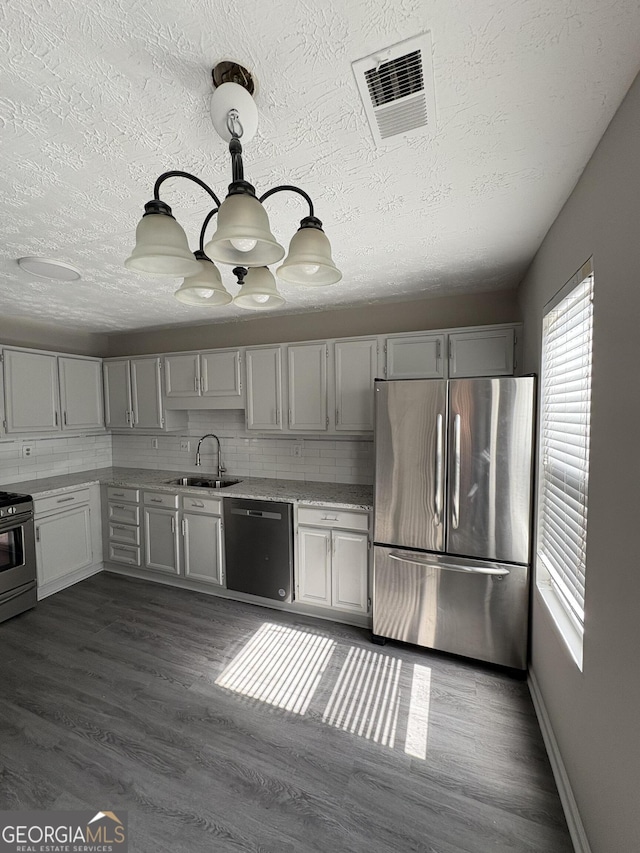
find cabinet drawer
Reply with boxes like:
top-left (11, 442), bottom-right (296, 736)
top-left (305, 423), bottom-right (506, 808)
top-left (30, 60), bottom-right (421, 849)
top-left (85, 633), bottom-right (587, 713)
top-left (108, 542), bottom-right (141, 567)
top-left (144, 491), bottom-right (179, 509)
top-left (182, 495), bottom-right (222, 514)
top-left (109, 523), bottom-right (140, 546)
top-left (35, 487), bottom-right (91, 515)
top-left (298, 506), bottom-right (369, 531)
top-left (108, 502), bottom-right (140, 526)
top-left (107, 486), bottom-right (140, 503)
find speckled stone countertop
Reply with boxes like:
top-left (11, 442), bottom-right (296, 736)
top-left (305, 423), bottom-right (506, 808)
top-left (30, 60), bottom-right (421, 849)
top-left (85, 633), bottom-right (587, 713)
top-left (3, 467), bottom-right (373, 511)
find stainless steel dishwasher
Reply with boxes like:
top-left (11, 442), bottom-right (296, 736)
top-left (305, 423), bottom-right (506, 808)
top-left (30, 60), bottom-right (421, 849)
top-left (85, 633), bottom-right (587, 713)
top-left (224, 498), bottom-right (294, 601)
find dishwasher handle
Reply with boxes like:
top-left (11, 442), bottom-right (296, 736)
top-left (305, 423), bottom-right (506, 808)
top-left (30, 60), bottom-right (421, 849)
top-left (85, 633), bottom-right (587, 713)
top-left (230, 508), bottom-right (282, 520)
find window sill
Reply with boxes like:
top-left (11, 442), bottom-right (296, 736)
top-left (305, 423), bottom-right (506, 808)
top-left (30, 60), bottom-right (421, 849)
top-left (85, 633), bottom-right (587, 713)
top-left (536, 580), bottom-right (584, 671)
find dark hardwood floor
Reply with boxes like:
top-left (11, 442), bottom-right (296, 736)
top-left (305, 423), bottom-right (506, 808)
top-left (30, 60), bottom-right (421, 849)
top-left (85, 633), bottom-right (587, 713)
top-left (0, 574), bottom-right (573, 852)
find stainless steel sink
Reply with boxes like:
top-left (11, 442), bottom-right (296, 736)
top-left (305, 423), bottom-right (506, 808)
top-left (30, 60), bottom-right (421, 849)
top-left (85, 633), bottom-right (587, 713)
top-left (166, 477), bottom-right (242, 489)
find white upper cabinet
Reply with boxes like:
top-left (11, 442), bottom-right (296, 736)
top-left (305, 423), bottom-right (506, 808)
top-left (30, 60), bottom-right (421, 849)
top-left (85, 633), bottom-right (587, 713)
top-left (448, 328), bottom-right (515, 378)
top-left (3, 349), bottom-right (60, 433)
top-left (130, 357), bottom-right (163, 429)
top-left (164, 353), bottom-right (201, 397)
top-left (164, 350), bottom-right (242, 399)
top-left (104, 360), bottom-right (133, 429)
top-left (104, 357), bottom-right (182, 431)
top-left (245, 346), bottom-right (283, 431)
top-left (386, 334), bottom-right (445, 379)
top-left (334, 339), bottom-right (378, 431)
top-left (288, 343), bottom-right (328, 431)
top-left (59, 356), bottom-right (104, 430)
top-left (201, 350), bottom-right (241, 397)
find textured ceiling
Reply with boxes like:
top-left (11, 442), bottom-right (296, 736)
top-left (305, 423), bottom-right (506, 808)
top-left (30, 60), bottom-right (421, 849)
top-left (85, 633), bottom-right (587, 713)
top-left (1, 0), bottom-right (640, 333)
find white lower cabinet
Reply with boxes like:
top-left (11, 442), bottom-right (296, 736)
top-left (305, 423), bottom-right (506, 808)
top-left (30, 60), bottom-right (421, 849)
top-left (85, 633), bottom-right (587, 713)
top-left (182, 511), bottom-right (224, 585)
top-left (296, 506), bottom-right (370, 615)
top-left (143, 506), bottom-right (180, 575)
top-left (35, 485), bottom-right (101, 598)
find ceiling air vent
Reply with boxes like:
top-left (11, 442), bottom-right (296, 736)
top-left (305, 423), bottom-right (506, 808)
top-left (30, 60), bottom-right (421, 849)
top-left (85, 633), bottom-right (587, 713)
top-left (352, 33), bottom-right (436, 146)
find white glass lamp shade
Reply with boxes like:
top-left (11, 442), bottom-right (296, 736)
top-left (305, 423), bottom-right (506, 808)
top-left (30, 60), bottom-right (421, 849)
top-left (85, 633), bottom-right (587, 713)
top-left (174, 256), bottom-right (232, 306)
top-left (204, 193), bottom-right (285, 267)
top-left (125, 211), bottom-right (201, 277)
top-left (277, 225), bottom-right (342, 286)
top-left (234, 267), bottom-right (285, 310)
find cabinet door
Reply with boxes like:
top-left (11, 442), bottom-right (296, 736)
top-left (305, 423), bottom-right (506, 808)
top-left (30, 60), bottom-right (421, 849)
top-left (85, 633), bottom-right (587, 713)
top-left (331, 530), bottom-right (369, 614)
top-left (201, 350), bottom-right (241, 397)
top-left (3, 349), bottom-right (60, 433)
top-left (36, 506), bottom-right (93, 585)
top-left (297, 526), bottom-right (332, 606)
top-left (288, 343), bottom-right (327, 431)
top-left (59, 357), bottom-right (104, 430)
top-left (131, 357), bottom-right (163, 429)
top-left (246, 346), bottom-right (283, 430)
top-left (335, 339), bottom-right (377, 431)
top-left (164, 354), bottom-right (200, 397)
top-left (144, 508), bottom-right (180, 574)
top-left (103, 360), bottom-right (132, 429)
top-left (386, 334), bottom-right (445, 379)
top-left (448, 328), bottom-right (515, 378)
top-left (182, 512), bottom-right (224, 585)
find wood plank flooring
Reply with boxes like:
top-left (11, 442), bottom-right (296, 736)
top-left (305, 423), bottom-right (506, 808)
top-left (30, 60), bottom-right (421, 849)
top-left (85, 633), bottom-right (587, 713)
top-left (0, 574), bottom-right (573, 852)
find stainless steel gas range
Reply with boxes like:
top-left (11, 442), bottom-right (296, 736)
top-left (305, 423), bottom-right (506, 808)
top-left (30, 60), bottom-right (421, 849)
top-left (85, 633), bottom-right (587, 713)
top-left (0, 491), bottom-right (36, 623)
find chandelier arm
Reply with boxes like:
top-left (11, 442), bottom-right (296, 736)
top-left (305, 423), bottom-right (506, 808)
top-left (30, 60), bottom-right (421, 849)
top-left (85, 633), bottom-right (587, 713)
top-left (259, 185), bottom-right (315, 218)
top-left (198, 207), bottom-right (219, 253)
top-left (153, 171), bottom-right (222, 207)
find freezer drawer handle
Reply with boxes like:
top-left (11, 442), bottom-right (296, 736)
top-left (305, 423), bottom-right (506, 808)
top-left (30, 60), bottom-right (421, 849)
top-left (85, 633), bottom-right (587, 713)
top-left (388, 551), bottom-right (509, 576)
top-left (434, 412), bottom-right (444, 526)
top-left (452, 413), bottom-right (461, 529)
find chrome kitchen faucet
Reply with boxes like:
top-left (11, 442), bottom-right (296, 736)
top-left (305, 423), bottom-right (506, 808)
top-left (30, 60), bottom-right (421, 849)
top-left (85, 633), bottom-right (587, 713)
top-left (195, 433), bottom-right (225, 478)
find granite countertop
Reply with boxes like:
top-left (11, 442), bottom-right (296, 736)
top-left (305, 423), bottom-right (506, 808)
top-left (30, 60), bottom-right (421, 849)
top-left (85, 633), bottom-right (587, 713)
top-left (3, 467), bottom-right (373, 511)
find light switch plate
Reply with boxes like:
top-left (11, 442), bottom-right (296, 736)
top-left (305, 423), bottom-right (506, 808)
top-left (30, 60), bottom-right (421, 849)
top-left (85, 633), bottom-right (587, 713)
top-left (180, 439), bottom-right (190, 452)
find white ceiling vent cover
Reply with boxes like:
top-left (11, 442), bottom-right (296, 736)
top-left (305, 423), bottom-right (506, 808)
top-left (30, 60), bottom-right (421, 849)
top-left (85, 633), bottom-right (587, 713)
top-left (352, 33), bottom-right (436, 146)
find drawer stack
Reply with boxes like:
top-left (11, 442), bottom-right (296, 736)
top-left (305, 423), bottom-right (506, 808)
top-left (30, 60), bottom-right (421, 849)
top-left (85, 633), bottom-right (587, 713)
top-left (105, 486), bottom-right (141, 567)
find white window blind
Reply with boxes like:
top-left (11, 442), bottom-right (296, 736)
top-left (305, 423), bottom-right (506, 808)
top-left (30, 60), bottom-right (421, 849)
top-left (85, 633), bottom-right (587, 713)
top-left (537, 261), bottom-right (594, 629)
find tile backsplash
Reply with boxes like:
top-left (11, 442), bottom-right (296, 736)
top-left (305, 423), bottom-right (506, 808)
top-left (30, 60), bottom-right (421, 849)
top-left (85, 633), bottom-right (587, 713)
top-left (0, 433), bottom-right (112, 485)
top-left (0, 411), bottom-right (373, 486)
top-left (113, 410), bottom-right (373, 484)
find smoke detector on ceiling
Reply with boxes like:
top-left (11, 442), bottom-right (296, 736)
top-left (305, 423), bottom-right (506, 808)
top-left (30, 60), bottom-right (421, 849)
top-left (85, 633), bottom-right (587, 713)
top-left (352, 33), bottom-right (436, 147)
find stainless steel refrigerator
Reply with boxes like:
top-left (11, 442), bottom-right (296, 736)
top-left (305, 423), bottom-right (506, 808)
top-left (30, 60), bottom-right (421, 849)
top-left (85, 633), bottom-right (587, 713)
top-left (373, 377), bottom-right (535, 669)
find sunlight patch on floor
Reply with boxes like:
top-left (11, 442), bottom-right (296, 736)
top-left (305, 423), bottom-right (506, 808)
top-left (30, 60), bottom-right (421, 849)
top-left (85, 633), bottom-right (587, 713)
top-left (215, 622), bottom-right (335, 714)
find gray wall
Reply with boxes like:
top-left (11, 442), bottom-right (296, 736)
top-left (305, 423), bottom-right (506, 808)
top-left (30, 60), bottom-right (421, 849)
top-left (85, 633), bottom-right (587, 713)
top-left (518, 73), bottom-right (640, 852)
top-left (0, 316), bottom-right (103, 356)
top-left (104, 289), bottom-right (520, 356)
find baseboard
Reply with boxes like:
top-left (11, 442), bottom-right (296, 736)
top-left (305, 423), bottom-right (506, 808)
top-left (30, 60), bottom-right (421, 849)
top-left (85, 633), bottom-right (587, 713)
top-left (528, 669), bottom-right (592, 853)
top-left (37, 563), bottom-right (103, 600)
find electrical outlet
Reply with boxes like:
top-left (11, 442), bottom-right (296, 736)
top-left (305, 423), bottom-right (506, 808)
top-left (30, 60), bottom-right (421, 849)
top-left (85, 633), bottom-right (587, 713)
top-left (151, 438), bottom-right (159, 450)
top-left (22, 445), bottom-right (33, 458)
top-left (180, 439), bottom-right (190, 452)
top-left (292, 443), bottom-right (303, 458)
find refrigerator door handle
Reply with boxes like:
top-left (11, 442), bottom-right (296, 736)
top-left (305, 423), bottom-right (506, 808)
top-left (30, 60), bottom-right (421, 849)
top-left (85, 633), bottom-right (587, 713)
top-left (388, 551), bottom-right (510, 576)
top-left (434, 413), bottom-right (444, 525)
top-left (452, 412), bottom-right (461, 529)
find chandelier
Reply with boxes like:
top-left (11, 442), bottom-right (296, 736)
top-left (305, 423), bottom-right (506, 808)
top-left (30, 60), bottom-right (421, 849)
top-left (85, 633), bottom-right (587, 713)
top-left (124, 63), bottom-right (342, 310)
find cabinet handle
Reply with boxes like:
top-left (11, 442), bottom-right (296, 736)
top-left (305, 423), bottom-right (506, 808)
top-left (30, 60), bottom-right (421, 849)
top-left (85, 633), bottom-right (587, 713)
top-left (190, 500), bottom-right (204, 508)
top-left (333, 536), bottom-right (337, 555)
top-left (289, 408), bottom-right (292, 426)
top-left (181, 519), bottom-right (186, 536)
top-left (200, 376), bottom-right (205, 393)
top-left (112, 504), bottom-right (125, 510)
top-left (322, 515), bottom-right (338, 521)
top-left (171, 516), bottom-right (175, 534)
top-left (56, 496), bottom-right (75, 504)
top-left (63, 411), bottom-right (67, 425)
top-left (35, 526), bottom-right (40, 542)
top-left (149, 498), bottom-right (163, 503)
top-left (275, 408), bottom-right (280, 424)
top-left (326, 536), bottom-right (330, 554)
top-left (194, 375), bottom-right (199, 392)
top-left (113, 525), bottom-right (128, 530)
top-left (111, 492), bottom-right (124, 497)
top-left (54, 411), bottom-right (58, 426)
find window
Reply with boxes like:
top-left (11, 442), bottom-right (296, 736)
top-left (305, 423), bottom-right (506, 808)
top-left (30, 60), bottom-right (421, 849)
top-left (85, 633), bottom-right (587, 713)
top-left (536, 259), bottom-right (594, 668)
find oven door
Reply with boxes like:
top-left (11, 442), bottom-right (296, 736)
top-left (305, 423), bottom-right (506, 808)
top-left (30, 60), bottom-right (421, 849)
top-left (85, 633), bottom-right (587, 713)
top-left (0, 512), bottom-right (36, 594)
